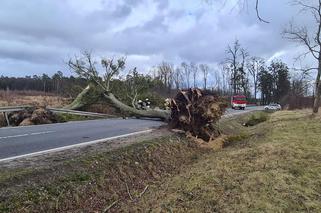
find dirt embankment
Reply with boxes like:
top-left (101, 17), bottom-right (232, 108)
top-left (0, 131), bottom-right (210, 212)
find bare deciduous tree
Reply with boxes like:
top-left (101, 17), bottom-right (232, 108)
top-left (291, 71), bottom-right (310, 97)
top-left (247, 57), bottom-right (265, 100)
top-left (125, 68), bottom-right (140, 108)
top-left (68, 51), bottom-right (126, 92)
top-left (157, 61), bottom-right (174, 94)
top-left (283, 0), bottom-right (321, 113)
top-left (190, 62), bottom-right (199, 88)
top-left (205, 0), bottom-right (269, 23)
top-left (219, 63), bottom-right (231, 94)
top-left (225, 40), bottom-right (251, 95)
top-left (214, 68), bottom-right (222, 91)
top-left (181, 62), bottom-right (191, 88)
top-left (173, 67), bottom-right (183, 90)
top-left (239, 48), bottom-right (250, 95)
top-left (199, 64), bottom-right (210, 90)
top-left (254, 0), bottom-right (269, 23)
top-left (226, 40), bottom-right (240, 94)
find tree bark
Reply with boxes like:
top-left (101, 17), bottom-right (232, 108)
top-left (67, 86), bottom-right (227, 142)
top-left (313, 63), bottom-right (321, 113)
top-left (65, 85), bottom-right (100, 110)
top-left (254, 84), bottom-right (257, 101)
top-left (66, 85), bottom-right (171, 120)
top-left (103, 92), bottom-right (170, 120)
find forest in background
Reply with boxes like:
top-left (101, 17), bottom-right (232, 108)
top-left (0, 40), bottom-right (314, 109)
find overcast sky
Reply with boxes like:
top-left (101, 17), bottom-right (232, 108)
top-left (0, 0), bottom-right (317, 77)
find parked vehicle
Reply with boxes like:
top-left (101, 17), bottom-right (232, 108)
top-left (231, 95), bottom-right (247, 110)
top-left (264, 103), bottom-right (281, 111)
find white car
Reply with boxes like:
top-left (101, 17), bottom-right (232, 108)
top-left (264, 103), bottom-right (281, 111)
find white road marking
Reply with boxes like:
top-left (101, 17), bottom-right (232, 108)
top-left (0, 118), bottom-right (123, 130)
top-left (30, 131), bottom-right (55, 136)
top-left (0, 129), bottom-right (153, 163)
top-left (0, 107), bottom-right (263, 162)
top-left (0, 134), bottom-right (29, 139)
top-left (0, 131), bottom-right (55, 140)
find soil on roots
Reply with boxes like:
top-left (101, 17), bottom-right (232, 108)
top-left (170, 88), bottom-right (227, 142)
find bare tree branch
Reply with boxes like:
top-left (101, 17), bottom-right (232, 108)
top-left (68, 52), bottom-right (171, 120)
top-left (255, 0), bottom-right (269, 23)
top-left (283, 0), bottom-right (321, 113)
top-left (283, 23), bottom-right (319, 60)
top-left (199, 64), bottom-right (210, 89)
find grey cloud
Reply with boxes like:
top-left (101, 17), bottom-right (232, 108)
top-left (154, 0), bottom-right (169, 10)
top-left (112, 5), bottom-right (132, 17)
top-left (0, 0), bottom-right (135, 65)
top-left (142, 15), bottom-right (168, 32)
top-left (122, 0), bottom-right (143, 7)
top-left (0, 0), bottom-right (316, 77)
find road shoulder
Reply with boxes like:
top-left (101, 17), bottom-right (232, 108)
top-left (0, 128), bottom-right (171, 170)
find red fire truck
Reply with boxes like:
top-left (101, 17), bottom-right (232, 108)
top-left (231, 95), bottom-right (247, 110)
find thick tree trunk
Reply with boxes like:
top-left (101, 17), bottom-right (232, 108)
top-left (254, 84), bottom-right (257, 101)
top-left (66, 85), bottom-right (170, 120)
top-left (313, 58), bottom-right (321, 113)
top-left (65, 85), bottom-right (98, 110)
top-left (313, 69), bottom-right (321, 113)
top-left (103, 93), bottom-right (170, 120)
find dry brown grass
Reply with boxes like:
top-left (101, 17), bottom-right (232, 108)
top-left (0, 135), bottom-right (209, 212)
top-left (0, 90), bottom-right (71, 107)
top-left (120, 110), bottom-right (321, 212)
top-left (2, 110), bottom-right (321, 212)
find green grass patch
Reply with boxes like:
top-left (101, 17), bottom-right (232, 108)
top-left (244, 111), bottom-right (269, 126)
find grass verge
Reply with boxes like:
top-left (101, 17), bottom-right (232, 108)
top-left (0, 135), bottom-right (208, 212)
top-left (120, 110), bottom-right (321, 212)
top-left (2, 110), bottom-right (321, 212)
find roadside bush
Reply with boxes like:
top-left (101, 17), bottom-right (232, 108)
top-left (56, 113), bottom-right (92, 122)
top-left (244, 112), bottom-right (268, 127)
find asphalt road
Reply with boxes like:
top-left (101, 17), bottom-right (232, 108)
top-left (0, 106), bottom-right (263, 162)
top-left (223, 106), bottom-right (264, 118)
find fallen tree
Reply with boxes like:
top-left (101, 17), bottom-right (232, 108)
top-left (170, 89), bottom-right (227, 141)
top-left (67, 52), bottom-right (170, 120)
top-left (67, 52), bottom-right (226, 142)
top-left (66, 83), bottom-right (171, 120)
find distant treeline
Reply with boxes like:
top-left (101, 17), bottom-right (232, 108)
top-left (0, 71), bottom-right (87, 97)
top-left (0, 54), bottom-right (314, 110)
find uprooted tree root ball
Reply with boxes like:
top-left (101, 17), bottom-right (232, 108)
top-left (67, 85), bottom-right (227, 143)
top-left (170, 88), bottom-right (227, 142)
top-left (6, 107), bottom-right (59, 126)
